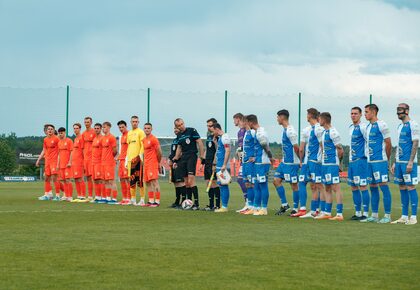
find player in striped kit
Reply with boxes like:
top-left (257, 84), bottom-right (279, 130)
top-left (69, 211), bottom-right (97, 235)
top-left (348, 107), bottom-right (370, 220)
top-left (363, 104), bottom-right (393, 223)
top-left (316, 113), bottom-right (344, 221)
top-left (391, 103), bottom-right (418, 225)
top-left (273, 110), bottom-right (301, 216)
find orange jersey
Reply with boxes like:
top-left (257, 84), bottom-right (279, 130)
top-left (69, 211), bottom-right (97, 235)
top-left (82, 128), bottom-right (95, 159)
top-left (92, 135), bottom-right (103, 165)
top-left (118, 131), bottom-right (129, 160)
top-left (143, 134), bottom-right (160, 164)
top-left (72, 134), bottom-right (84, 166)
top-left (101, 134), bottom-right (117, 166)
top-left (43, 135), bottom-right (60, 164)
top-left (58, 138), bottom-right (73, 169)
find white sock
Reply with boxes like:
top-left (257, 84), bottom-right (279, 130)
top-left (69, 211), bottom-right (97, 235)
top-left (402, 215), bottom-right (409, 220)
top-left (372, 213), bottom-right (379, 218)
top-left (384, 214), bottom-right (391, 219)
top-left (356, 211), bottom-right (362, 217)
top-left (363, 212), bottom-right (369, 217)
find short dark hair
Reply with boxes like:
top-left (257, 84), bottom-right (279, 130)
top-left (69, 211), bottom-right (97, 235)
top-left (102, 121), bottom-right (111, 127)
top-left (320, 112), bottom-right (331, 124)
top-left (144, 122), bottom-right (152, 127)
top-left (365, 104), bottom-right (379, 113)
top-left (84, 117), bottom-right (92, 121)
top-left (44, 124), bottom-right (54, 130)
top-left (351, 107), bottom-right (362, 113)
top-left (131, 116), bottom-right (139, 120)
top-left (307, 108), bottom-right (319, 119)
top-left (398, 103), bottom-right (410, 110)
top-left (212, 123), bottom-right (222, 130)
top-left (245, 114), bottom-right (258, 124)
top-left (233, 113), bottom-right (244, 119)
top-left (277, 109), bottom-right (289, 119)
top-left (207, 118), bottom-right (218, 124)
top-left (94, 123), bottom-right (102, 128)
top-left (174, 118), bottom-right (183, 125)
top-left (58, 127), bottom-right (66, 133)
top-left (73, 123), bottom-right (82, 129)
top-left (117, 120), bottom-right (127, 126)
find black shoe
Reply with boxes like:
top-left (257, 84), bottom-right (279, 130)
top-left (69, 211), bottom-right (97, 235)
top-left (169, 203), bottom-right (179, 208)
top-left (359, 215), bottom-right (367, 221)
top-left (192, 205), bottom-right (200, 211)
top-left (202, 205), bottom-right (214, 211)
top-left (289, 209), bottom-right (298, 216)
top-left (275, 204), bottom-right (290, 216)
top-left (351, 215), bottom-right (362, 221)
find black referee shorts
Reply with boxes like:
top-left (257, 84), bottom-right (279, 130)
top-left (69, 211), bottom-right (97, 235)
top-left (178, 154), bottom-right (198, 177)
top-left (171, 165), bottom-right (184, 183)
top-left (204, 161), bottom-right (214, 180)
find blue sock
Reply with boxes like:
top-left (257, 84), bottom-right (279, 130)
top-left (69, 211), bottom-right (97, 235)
top-left (362, 189), bottom-right (370, 213)
top-left (293, 190), bottom-right (299, 209)
top-left (317, 193), bottom-right (321, 209)
top-left (380, 185), bottom-right (392, 214)
top-left (352, 189), bottom-right (362, 212)
top-left (336, 203), bottom-right (343, 215)
top-left (299, 182), bottom-right (307, 208)
top-left (400, 189), bottom-right (409, 216)
top-left (247, 187), bottom-right (255, 207)
top-left (260, 182), bottom-right (270, 208)
top-left (408, 189), bottom-right (418, 216)
top-left (253, 183), bottom-right (262, 209)
top-left (325, 202), bottom-right (332, 214)
top-left (320, 200), bottom-right (326, 212)
top-left (220, 185), bottom-right (230, 208)
top-left (276, 185), bottom-right (287, 204)
top-left (370, 186), bottom-right (380, 214)
top-left (310, 200), bottom-right (316, 212)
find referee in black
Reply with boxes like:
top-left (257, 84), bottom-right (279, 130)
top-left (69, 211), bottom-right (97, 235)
top-left (172, 118), bottom-right (205, 210)
top-left (168, 127), bottom-right (185, 208)
top-left (203, 118), bottom-right (221, 210)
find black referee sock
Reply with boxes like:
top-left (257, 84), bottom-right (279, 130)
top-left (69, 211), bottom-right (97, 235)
top-left (192, 186), bottom-right (199, 206)
top-left (214, 187), bottom-right (221, 208)
top-left (175, 187), bottom-right (181, 205)
top-left (208, 188), bottom-right (215, 208)
top-left (186, 187), bottom-right (192, 200)
top-left (180, 186), bottom-right (187, 202)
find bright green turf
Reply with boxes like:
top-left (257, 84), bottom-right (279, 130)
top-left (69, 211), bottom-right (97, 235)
top-left (0, 181), bottom-right (419, 290)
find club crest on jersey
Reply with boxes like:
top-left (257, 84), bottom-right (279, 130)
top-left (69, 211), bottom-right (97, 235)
top-left (186, 138), bottom-right (191, 144)
top-left (208, 142), bottom-right (212, 148)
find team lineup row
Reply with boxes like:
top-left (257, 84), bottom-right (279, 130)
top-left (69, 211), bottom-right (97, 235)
top-left (36, 103), bottom-right (418, 224)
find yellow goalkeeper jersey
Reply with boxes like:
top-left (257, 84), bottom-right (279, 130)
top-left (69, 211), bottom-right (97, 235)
top-left (126, 128), bottom-right (146, 163)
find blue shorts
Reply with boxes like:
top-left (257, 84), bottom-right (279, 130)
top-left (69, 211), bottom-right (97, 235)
top-left (274, 163), bottom-right (299, 183)
top-left (321, 165), bottom-right (340, 185)
top-left (348, 158), bottom-right (368, 187)
top-left (299, 164), bottom-right (310, 183)
top-left (242, 162), bottom-right (256, 184)
top-left (308, 161), bottom-right (322, 183)
top-left (367, 161), bottom-right (389, 184)
top-left (255, 164), bottom-right (270, 184)
top-left (394, 162), bottom-right (418, 186)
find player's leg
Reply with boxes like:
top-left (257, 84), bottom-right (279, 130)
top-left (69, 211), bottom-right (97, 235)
top-left (214, 184), bottom-right (230, 213)
top-left (236, 163), bottom-right (248, 212)
top-left (273, 163), bottom-right (290, 215)
top-left (406, 164), bottom-right (418, 225)
top-left (329, 183), bottom-right (344, 221)
top-left (294, 165), bottom-right (309, 217)
top-left (129, 164), bottom-right (139, 205)
top-left (315, 184), bottom-right (332, 219)
top-left (138, 160), bottom-right (146, 206)
top-left (254, 164), bottom-right (270, 216)
top-left (361, 162), bottom-right (379, 222)
top-left (377, 162), bottom-right (392, 223)
top-left (187, 155), bottom-right (199, 210)
top-left (392, 162), bottom-right (408, 224)
top-left (288, 164), bottom-right (300, 215)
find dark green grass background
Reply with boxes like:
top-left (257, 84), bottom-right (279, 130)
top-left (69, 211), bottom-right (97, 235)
top-left (0, 181), bottom-right (419, 290)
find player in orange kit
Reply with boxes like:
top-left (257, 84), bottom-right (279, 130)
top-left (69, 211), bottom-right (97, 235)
top-left (116, 120), bottom-right (130, 205)
top-left (57, 127), bottom-right (74, 201)
top-left (70, 123), bottom-right (87, 202)
top-left (91, 123), bottom-right (104, 203)
top-left (101, 122), bottom-right (118, 204)
top-left (143, 123), bottom-right (162, 207)
top-left (36, 124), bottom-right (53, 200)
top-left (82, 117), bottom-right (95, 200)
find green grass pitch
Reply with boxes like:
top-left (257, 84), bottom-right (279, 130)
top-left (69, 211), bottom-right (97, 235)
top-left (0, 180), bottom-right (419, 290)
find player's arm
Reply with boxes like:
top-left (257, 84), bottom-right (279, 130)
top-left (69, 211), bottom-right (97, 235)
top-left (299, 142), bottom-right (305, 163)
top-left (222, 144), bottom-right (231, 171)
top-left (385, 137), bottom-right (392, 162)
top-left (67, 141), bottom-right (73, 167)
top-left (173, 146), bottom-right (182, 168)
top-left (36, 149), bottom-right (45, 167)
top-left (257, 132), bottom-right (273, 163)
top-left (407, 123), bottom-right (419, 173)
top-left (156, 142), bottom-right (162, 163)
top-left (336, 144), bottom-right (344, 160)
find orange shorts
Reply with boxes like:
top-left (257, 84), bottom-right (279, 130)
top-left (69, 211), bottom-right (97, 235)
top-left (60, 167), bottom-right (73, 180)
top-left (102, 164), bottom-right (115, 181)
top-left (84, 159), bottom-right (93, 177)
top-left (72, 165), bottom-right (84, 179)
top-left (144, 164), bottom-right (159, 182)
top-left (45, 161), bottom-right (59, 176)
top-left (93, 163), bottom-right (103, 180)
top-left (118, 161), bottom-right (129, 179)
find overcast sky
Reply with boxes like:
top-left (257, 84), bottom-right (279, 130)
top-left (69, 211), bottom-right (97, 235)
top-left (1, 0), bottom-right (420, 143)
